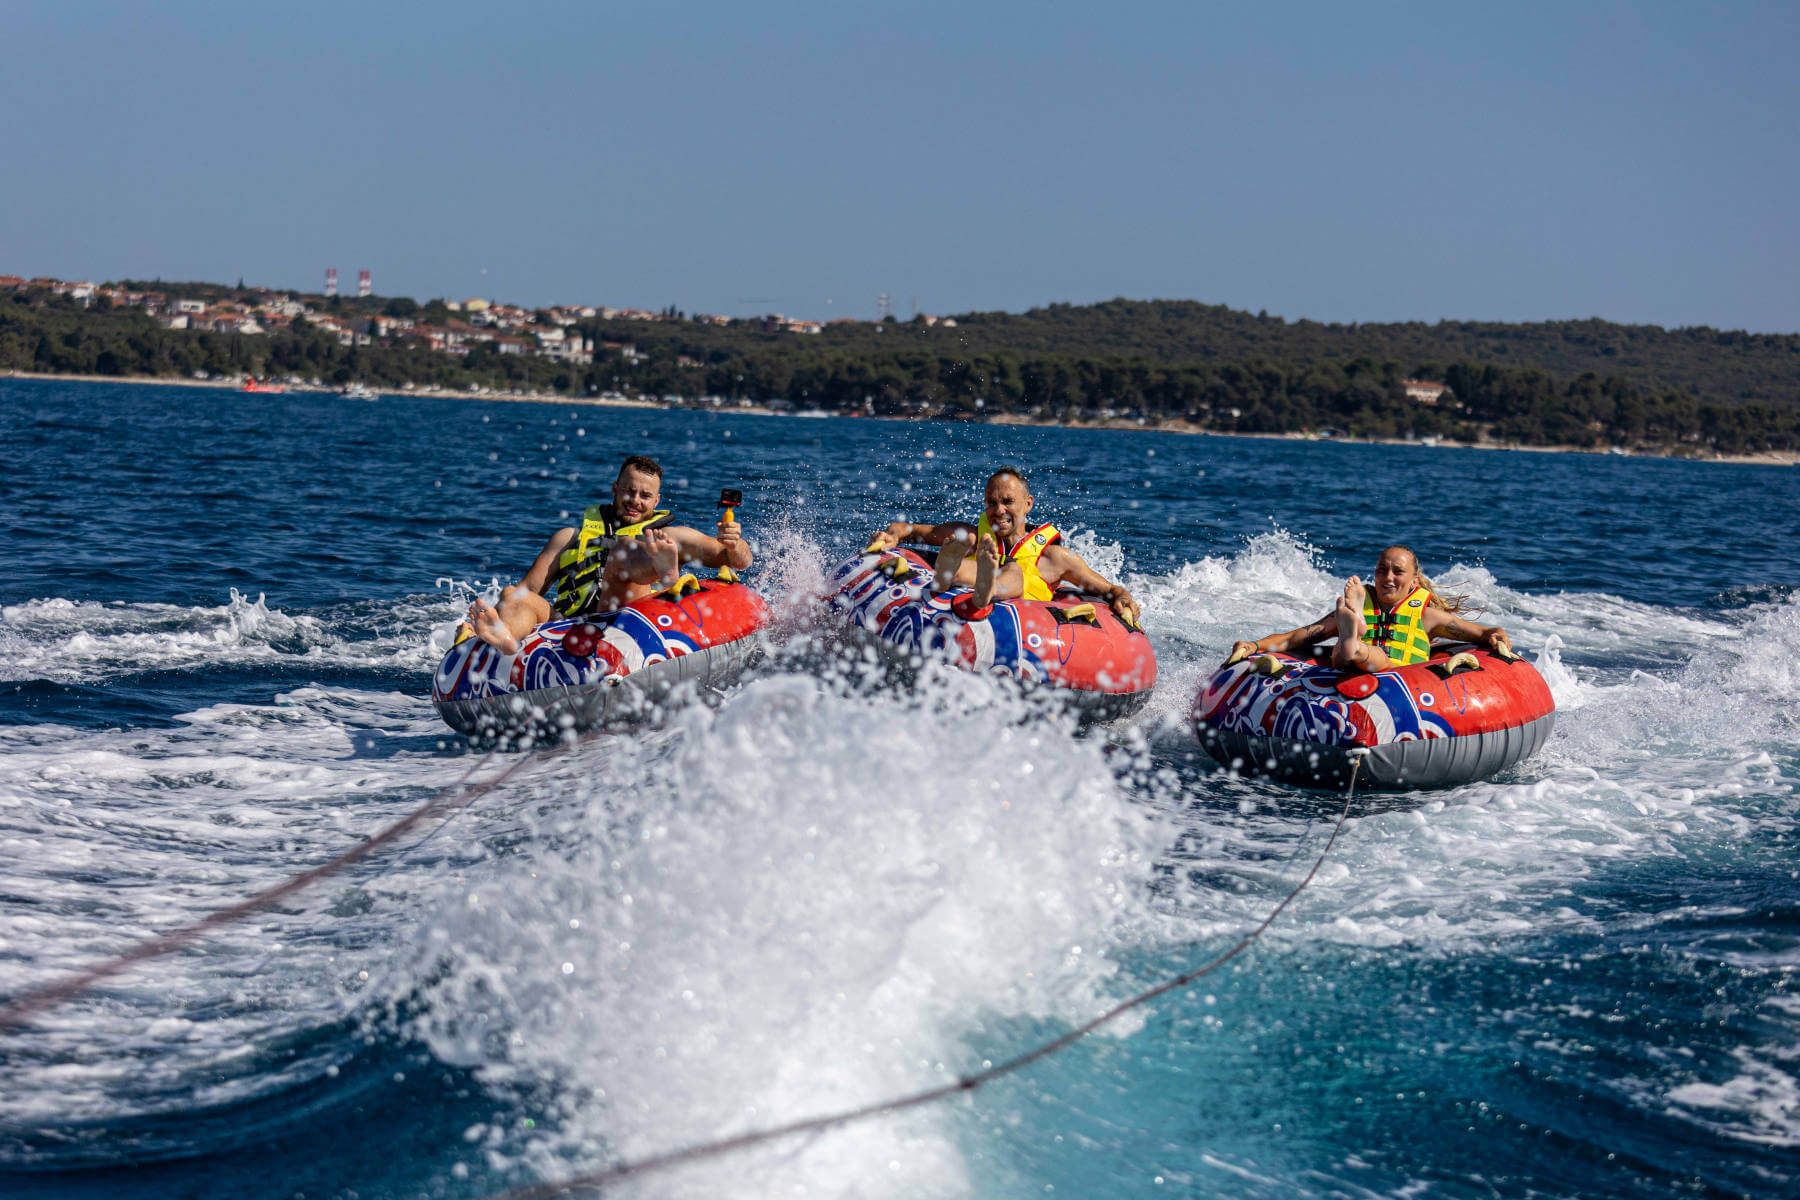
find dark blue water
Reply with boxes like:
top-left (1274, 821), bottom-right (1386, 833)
top-left (3, 377), bottom-right (1798, 1198)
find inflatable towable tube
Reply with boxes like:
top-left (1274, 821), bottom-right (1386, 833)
top-left (1192, 647), bottom-right (1555, 790)
top-left (825, 548), bottom-right (1157, 721)
top-left (432, 576), bottom-right (768, 736)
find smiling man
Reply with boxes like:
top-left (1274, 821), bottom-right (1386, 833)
top-left (863, 466), bottom-right (1141, 626)
top-left (462, 455), bottom-right (751, 654)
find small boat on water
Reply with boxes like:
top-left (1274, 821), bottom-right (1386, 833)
top-left (431, 574), bottom-right (769, 737)
top-left (341, 382), bottom-right (378, 400)
top-left (824, 547), bottom-right (1157, 722)
top-left (242, 377), bottom-right (286, 394)
top-left (1191, 646), bottom-right (1556, 790)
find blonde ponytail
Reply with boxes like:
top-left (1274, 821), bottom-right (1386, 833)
top-left (1418, 571), bottom-right (1475, 616)
top-left (1384, 544), bottom-right (1477, 617)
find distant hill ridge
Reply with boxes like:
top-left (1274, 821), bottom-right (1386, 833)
top-left (73, 279), bottom-right (1800, 407)
top-left (942, 300), bottom-right (1800, 406)
top-left (7, 278), bottom-right (1798, 452)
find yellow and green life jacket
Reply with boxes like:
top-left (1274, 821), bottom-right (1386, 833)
top-left (548, 504), bottom-right (673, 617)
top-left (1362, 584), bottom-right (1434, 666)
top-left (973, 517), bottom-right (1061, 602)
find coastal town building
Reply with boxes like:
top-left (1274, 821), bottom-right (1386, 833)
top-left (1, 270), bottom-right (920, 377)
top-left (1403, 379), bottom-right (1450, 404)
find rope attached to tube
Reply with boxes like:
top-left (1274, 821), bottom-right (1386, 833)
top-left (488, 752), bottom-right (1369, 1199)
top-left (0, 748), bottom-right (537, 1030)
top-left (2, 727), bottom-right (1371, 1200)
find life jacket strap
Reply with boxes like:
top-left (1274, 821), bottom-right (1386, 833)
top-left (549, 505), bottom-right (674, 617)
top-left (1360, 585), bottom-right (1433, 665)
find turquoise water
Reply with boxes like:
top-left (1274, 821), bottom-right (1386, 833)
top-left (2, 378), bottom-right (1797, 1197)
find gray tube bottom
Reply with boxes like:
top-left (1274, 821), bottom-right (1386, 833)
top-left (434, 636), bottom-right (762, 739)
top-left (1195, 711), bottom-right (1557, 791)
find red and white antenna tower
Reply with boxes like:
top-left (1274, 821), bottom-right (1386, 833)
top-left (357, 269), bottom-right (372, 298)
top-left (324, 267), bottom-right (338, 297)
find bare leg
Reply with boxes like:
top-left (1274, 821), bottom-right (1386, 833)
top-left (1337, 576), bottom-right (1367, 641)
top-left (1331, 577), bottom-right (1391, 673)
top-left (968, 534), bottom-right (1000, 608)
top-left (933, 530), bottom-right (973, 592)
top-left (1331, 637), bottom-right (1391, 673)
top-left (467, 584), bottom-right (550, 655)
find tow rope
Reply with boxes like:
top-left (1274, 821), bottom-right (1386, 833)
top-left (486, 751), bottom-right (1369, 1199)
top-left (2, 739), bottom-right (1371, 1200)
top-left (0, 748), bottom-right (539, 1030)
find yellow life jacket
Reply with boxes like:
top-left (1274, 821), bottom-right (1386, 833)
top-left (974, 517), bottom-right (1061, 602)
top-left (548, 504), bottom-right (672, 617)
top-left (1361, 584), bottom-right (1434, 666)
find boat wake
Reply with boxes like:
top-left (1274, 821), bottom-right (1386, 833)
top-left (2, 530), bottom-right (1797, 1195)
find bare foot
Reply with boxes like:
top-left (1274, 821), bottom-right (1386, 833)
top-left (933, 530), bottom-right (972, 592)
top-left (644, 528), bottom-right (682, 587)
top-left (1334, 575), bottom-right (1368, 647)
top-left (468, 599), bottom-right (520, 655)
top-left (968, 534), bottom-right (1000, 607)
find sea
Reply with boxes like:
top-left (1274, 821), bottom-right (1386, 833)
top-left (2, 377), bottom-right (1798, 1199)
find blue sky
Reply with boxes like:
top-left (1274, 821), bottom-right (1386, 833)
top-left (3, 2), bottom-right (1795, 330)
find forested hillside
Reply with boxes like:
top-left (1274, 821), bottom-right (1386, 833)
top-left (5, 284), bottom-right (1797, 453)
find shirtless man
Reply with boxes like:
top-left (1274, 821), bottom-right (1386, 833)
top-left (863, 466), bottom-right (1142, 627)
top-left (463, 455), bottom-right (751, 654)
top-left (1225, 544), bottom-right (1511, 674)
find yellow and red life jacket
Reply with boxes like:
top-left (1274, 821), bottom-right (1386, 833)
top-left (973, 517), bottom-right (1061, 601)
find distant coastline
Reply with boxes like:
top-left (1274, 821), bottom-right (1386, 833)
top-left (8, 369), bottom-right (1793, 467)
top-left (7, 274), bottom-right (1800, 458)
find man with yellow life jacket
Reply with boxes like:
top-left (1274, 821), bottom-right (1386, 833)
top-left (1224, 545), bottom-right (1512, 674)
top-left (462, 455), bottom-right (751, 655)
top-left (863, 466), bottom-right (1142, 627)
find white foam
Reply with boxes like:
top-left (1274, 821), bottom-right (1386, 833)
top-left (0, 684), bottom-right (489, 1123)
top-left (4, 527), bottom-right (1799, 1175)
top-left (0, 586), bottom-right (497, 684)
top-left (398, 670), bottom-right (1165, 1194)
top-left (1667, 1041), bottom-right (1800, 1148)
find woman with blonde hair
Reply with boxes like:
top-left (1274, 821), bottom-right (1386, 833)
top-left (1224, 545), bottom-right (1513, 675)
